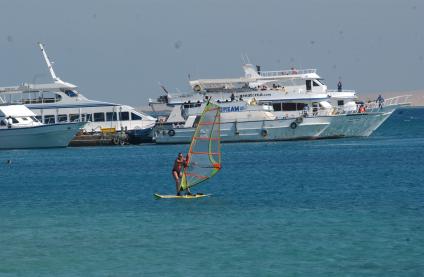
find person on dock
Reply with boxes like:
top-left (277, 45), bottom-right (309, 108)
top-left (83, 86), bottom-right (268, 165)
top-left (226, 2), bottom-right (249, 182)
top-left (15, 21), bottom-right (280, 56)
top-left (172, 152), bottom-right (191, 196)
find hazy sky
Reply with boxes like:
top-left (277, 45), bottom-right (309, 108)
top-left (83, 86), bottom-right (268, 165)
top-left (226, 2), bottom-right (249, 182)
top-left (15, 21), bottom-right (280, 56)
top-left (0, 0), bottom-right (423, 105)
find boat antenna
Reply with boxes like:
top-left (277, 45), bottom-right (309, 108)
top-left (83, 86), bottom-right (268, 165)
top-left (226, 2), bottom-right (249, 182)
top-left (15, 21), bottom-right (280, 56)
top-left (38, 42), bottom-right (60, 82)
top-left (240, 53), bottom-right (246, 64)
top-left (37, 42), bottom-right (77, 88)
top-left (245, 53), bottom-right (251, 64)
top-left (158, 82), bottom-right (170, 96)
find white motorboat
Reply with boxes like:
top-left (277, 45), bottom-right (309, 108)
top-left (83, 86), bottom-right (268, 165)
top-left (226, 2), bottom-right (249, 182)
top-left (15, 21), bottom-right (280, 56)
top-left (0, 105), bottom-right (84, 149)
top-left (150, 63), bottom-right (410, 139)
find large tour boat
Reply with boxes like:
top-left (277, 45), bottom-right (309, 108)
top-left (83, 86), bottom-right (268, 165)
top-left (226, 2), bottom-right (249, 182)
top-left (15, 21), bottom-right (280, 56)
top-left (149, 63), bottom-right (410, 140)
top-left (0, 43), bottom-right (156, 145)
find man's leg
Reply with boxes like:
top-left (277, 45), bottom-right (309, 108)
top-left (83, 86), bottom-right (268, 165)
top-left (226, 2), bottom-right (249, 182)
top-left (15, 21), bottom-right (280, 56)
top-left (173, 171), bottom-right (180, 195)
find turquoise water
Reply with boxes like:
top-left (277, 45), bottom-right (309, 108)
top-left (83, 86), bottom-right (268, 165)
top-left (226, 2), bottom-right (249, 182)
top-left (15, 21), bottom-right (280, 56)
top-left (1, 108), bottom-right (424, 276)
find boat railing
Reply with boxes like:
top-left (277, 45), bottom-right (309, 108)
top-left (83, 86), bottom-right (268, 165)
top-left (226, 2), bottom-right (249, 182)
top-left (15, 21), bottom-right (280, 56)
top-left (259, 69), bottom-right (317, 78)
top-left (362, 95), bottom-right (411, 113)
top-left (327, 89), bottom-right (356, 93)
top-left (329, 95), bottom-right (411, 115)
top-left (279, 95), bottom-right (411, 118)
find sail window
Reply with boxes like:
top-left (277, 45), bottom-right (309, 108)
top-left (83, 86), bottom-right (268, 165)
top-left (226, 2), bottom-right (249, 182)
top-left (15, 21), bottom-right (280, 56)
top-left (93, 112), bottom-right (105, 122)
top-left (58, 114), bottom-right (68, 122)
top-left (119, 112), bottom-right (130, 121)
top-left (106, 112), bottom-right (118, 121)
top-left (131, 113), bottom-right (142, 120)
top-left (69, 114), bottom-right (80, 122)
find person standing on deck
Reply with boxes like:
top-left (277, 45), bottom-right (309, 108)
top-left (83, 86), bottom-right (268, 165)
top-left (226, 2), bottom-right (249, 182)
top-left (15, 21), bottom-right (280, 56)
top-left (377, 94), bottom-right (384, 109)
top-left (337, 80), bottom-right (343, 92)
top-left (172, 152), bottom-right (191, 196)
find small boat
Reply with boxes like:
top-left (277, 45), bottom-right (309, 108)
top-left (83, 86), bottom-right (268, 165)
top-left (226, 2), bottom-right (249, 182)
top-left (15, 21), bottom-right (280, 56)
top-left (155, 101), bottom-right (221, 199)
top-left (0, 105), bottom-right (84, 149)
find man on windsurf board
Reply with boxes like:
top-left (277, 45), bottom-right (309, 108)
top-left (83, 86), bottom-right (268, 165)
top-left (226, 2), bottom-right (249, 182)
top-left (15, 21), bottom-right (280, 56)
top-left (172, 153), bottom-right (191, 196)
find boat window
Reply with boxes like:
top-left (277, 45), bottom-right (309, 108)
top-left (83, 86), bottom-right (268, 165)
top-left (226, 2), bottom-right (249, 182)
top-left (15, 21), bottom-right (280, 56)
top-left (79, 114), bottom-right (92, 122)
top-left (306, 80), bottom-right (312, 91)
top-left (44, 115), bottom-right (55, 124)
top-left (93, 112), bottom-right (105, 122)
top-left (22, 117), bottom-right (29, 121)
top-left (69, 114), bottom-right (80, 122)
top-left (64, 90), bottom-right (78, 97)
top-left (313, 81), bottom-right (320, 87)
top-left (316, 79), bottom-right (325, 85)
top-left (282, 103), bottom-right (297, 111)
top-left (35, 116), bottom-right (42, 122)
top-left (337, 100), bottom-right (344, 106)
top-left (119, 111), bottom-right (130, 121)
top-left (272, 103), bottom-right (282, 111)
top-left (0, 120), bottom-right (5, 126)
top-left (58, 114), bottom-right (68, 122)
top-left (106, 112), bottom-right (118, 121)
top-left (131, 112), bottom-right (142, 120)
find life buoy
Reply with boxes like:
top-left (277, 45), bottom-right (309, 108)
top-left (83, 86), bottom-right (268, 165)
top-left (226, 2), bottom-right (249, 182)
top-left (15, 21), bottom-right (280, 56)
top-left (193, 84), bottom-right (201, 92)
top-left (168, 129), bottom-right (176, 136)
top-left (295, 117), bottom-right (303, 124)
top-left (290, 122), bottom-right (297, 129)
top-left (261, 129), bottom-right (268, 137)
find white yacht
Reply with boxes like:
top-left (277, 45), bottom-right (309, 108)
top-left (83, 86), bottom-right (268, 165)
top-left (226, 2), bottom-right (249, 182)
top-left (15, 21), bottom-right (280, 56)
top-left (0, 104), bottom-right (84, 149)
top-left (149, 63), bottom-right (410, 139)
top-left (154, 100), bottom-right (329, 144)
top-left (0, 43), bottom-right (156, 143)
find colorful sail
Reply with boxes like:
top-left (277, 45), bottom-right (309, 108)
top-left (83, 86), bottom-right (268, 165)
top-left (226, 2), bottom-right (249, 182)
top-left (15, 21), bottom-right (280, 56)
top-left (180, 101), bottom-right (221, 190)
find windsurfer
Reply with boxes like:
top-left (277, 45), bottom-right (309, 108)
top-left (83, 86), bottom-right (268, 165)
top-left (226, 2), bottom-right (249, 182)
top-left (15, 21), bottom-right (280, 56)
top-left (172, 152), bottom-right (191, 196)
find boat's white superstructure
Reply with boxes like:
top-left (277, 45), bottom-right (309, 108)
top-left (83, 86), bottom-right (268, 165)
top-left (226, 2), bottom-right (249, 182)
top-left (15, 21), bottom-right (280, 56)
top-left (0, 43), bottom-right (156, 135)
top-left (0, 104), bottom-right (84, 149)
top-left (149, 63), bottom-right (410, 140)
top-left (154, 101), bottom-right (330, 143)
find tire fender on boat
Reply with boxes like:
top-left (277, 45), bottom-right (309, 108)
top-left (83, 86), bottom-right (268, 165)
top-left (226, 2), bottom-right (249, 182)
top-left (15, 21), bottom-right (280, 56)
top-left (168, 129), bottom-right (176, 136)
top-left (261, 129), bottom-right (268, 137)
top-left (112, 136), bottom-right (120, 145)
top-left (295, 117), bottom-right (303, 124)
top-left (290, 122), bottom-right (298, 129)
top-left (193, 84), bottom-right (202, 92)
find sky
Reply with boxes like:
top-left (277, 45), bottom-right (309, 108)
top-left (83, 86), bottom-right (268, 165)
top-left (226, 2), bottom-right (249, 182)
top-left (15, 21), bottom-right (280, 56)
top-left (0, 0), bottom-right (423, 106)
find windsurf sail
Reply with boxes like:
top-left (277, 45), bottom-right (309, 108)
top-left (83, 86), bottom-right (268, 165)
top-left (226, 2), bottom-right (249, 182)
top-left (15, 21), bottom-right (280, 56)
top-left (180, 101), bottom-right (221, 190)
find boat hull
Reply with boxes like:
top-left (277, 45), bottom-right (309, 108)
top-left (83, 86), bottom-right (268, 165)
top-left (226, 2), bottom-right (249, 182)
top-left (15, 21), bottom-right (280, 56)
top-left (319, 112), bottom-right (392, 138)
top-left (154, 117), bottom-right (329, 144)
top-left (0, 122), bottom-right (84, 149)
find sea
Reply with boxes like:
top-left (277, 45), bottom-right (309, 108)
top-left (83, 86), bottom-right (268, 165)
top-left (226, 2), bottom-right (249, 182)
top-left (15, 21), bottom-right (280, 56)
top-left (1, 107), bottom-right (423, 276)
